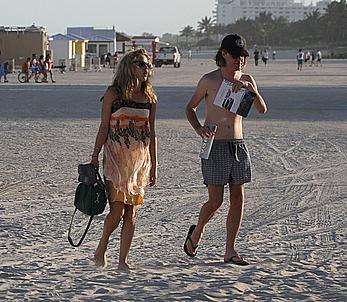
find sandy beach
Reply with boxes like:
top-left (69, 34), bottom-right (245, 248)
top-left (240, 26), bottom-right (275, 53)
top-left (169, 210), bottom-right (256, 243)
top-left (0, 58), bottom-right (346, 301)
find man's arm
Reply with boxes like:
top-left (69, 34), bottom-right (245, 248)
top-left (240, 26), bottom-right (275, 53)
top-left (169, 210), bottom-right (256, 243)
top-left (186, 76), bottom-right (212, 138)
top-left (243, 74), bottom-right (267, 114)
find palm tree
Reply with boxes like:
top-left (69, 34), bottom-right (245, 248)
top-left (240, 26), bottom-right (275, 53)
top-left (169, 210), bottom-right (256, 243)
top-left (299, 9), bottom-right (323, 44)
top-left (322, 0), bottom-right (347, 44)
top-left (197, 16), bottom-right (214, 37)
top-left (210, 23), bottom-right (227, 43)
top-left (179, 25), bottom-right (195, 47)
top-left (270, 16), bottom-right (289, 46)
top-left (254, 12), bottom-right (275, 46)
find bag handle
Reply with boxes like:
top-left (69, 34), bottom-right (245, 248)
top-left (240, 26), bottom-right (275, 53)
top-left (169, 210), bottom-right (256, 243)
top-left (95, 170), bottom-right (106, 190)
top-left (67, 168), bottom-right (105, 247)
top-left (67, 208), bottom-right (94, 247)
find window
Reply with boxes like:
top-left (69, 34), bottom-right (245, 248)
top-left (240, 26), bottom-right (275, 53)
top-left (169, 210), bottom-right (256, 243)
top-left (87, 44), bottom-right (97, 54)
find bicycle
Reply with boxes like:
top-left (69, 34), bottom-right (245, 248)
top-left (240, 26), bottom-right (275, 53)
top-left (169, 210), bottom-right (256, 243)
top-left (18, 69), bottom-right (46, 83)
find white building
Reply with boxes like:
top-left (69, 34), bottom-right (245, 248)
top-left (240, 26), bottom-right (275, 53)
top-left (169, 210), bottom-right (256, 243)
top-left (49, 33), bottom-right (88, 69)
top-left (215, 0), bottom-right (331, 24)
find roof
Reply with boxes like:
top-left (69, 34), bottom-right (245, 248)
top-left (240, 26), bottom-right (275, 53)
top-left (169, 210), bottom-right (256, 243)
top-left (51, 27), bottom-right (131, 43)
top-left (132, 35), bottom-right (159, 40)
top-left (50, 33), bottom-right (88, 41)
top-left (0, 25), bottom-right (47, 33)
top-left (116, 32), bottom-right (131, 41)
top-left (67, 27), bottom-right (116, 41)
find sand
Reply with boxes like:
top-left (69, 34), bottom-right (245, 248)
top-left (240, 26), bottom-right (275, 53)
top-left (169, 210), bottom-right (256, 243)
top-left (0, 58), bottom-right (346, 301)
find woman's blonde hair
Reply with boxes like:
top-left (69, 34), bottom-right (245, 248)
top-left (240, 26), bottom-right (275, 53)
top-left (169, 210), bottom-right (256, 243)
top-left (110, 48), bottom-right (157, 103)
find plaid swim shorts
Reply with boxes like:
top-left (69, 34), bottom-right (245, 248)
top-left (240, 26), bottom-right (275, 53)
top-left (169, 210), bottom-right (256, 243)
top-left (201, 139), bottom-right (252, 185)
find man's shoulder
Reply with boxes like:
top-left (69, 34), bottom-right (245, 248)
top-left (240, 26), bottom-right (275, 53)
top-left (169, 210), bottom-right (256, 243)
top-left (200, 69), bottom-right (221, 83)
top-left (240, 72), bottom-right (253, 81)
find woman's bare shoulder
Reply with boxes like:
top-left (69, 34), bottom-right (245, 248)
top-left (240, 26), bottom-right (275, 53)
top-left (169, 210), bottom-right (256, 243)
top-left (102, 86), bottom-right (118, 103)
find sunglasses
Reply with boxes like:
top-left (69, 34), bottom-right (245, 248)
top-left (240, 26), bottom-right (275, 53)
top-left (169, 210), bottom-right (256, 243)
top-left (231, 54), bottom-right (246, 59)
top-left (134, 60), bottom-right (153, 69)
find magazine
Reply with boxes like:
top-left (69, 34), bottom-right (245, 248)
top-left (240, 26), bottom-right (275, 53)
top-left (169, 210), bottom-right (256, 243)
top-left (213, 79), bottom-right (256, 117)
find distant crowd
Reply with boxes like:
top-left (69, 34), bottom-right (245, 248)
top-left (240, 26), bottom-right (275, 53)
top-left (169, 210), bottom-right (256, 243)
top-left (21, 53), bottom-right (56, 83)
top-left (100, 52), bottom-right (119, 68)
top-left (252, 47), bottom-right (276, 66)
top-left (296, 49), bottom-right (322, 70)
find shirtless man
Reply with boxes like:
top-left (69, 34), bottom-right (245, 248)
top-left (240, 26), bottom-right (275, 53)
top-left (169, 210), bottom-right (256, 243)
top-left (184, 34), bottom-right (267, 265)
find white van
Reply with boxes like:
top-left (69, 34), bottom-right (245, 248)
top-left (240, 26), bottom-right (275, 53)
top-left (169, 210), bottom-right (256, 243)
top-left (154, 46), bottom-right (181, 68)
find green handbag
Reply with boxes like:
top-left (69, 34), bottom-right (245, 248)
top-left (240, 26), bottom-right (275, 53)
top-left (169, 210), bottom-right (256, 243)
top-left (74, 181), bottom-right (107, 216)
top-left (68, 165), bottom-right (107, 247)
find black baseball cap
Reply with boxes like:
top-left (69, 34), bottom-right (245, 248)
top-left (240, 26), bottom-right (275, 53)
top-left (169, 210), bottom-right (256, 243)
top-left (221, 34), bottom-right (249, 57)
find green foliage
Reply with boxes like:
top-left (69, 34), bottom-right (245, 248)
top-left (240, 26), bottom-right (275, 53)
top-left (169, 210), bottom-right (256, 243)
top-left (177, 1), bottom-right (347, 48)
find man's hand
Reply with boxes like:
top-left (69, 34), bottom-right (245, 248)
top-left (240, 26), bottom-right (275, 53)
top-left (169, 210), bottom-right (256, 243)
top-left (195, 125), bottom-right (216, 139)
top-left (232, 79), bottom-right (255, 93)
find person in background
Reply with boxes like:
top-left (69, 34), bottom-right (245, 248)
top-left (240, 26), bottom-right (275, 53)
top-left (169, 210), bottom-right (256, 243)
top-left (31, 53), bottom-right (38, 74)
top-left (0, 61), bottom-right (9, 82)
top-left (113, 51), bottom-right (119, 73)
top-left (310, 50), bottom-right (315, 67)
top-left (316, 50), bottom-right (322, 67)
top-left (297, 49), bottom-right (304, 70)
top-left (272, 50), bottom-right (276, 60)
top-left (91, 48), bottom-right (157, 271)
top-left (184, 34), bottom-right (267, 265)
top-left (253, 47), bottom-right (259, 66)
top-left (188, 48), bottom-right (192, 60)
top-left (45, 54), bottom-right (56, 83)
top-left (262, 49), bottom-right (269, 65)
top-left (304, 50), bottom-right (310, 66)
top-left (21, 57), bottom-right (31, 82)
top-left (38, 55), bottom-right (48, 82)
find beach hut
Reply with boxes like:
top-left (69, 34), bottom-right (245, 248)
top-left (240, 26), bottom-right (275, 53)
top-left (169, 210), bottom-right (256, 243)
top-left (49, 33), bottom-right (88, 69)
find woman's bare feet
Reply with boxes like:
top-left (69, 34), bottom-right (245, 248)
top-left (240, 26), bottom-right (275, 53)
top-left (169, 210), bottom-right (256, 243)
top-left (94, 251), bottom-right (107, 268)
top-left (118, 262), bottom-right (131, 272)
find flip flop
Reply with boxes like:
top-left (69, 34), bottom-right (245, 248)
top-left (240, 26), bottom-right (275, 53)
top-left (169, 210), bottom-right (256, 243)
top-left (224, 255), bottom-right (249, 266)
top-left (183, 224), bottom-right (198, 257)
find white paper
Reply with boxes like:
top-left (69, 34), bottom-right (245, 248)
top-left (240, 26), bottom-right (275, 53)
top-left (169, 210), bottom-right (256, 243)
top-left (213, 79), bottom-right (255, 117)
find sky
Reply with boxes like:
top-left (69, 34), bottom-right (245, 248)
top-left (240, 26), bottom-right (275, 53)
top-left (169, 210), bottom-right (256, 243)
top-left (1, 0), bottom-right (320, 37)
top-left (1, 0), bottom-right (216, 36)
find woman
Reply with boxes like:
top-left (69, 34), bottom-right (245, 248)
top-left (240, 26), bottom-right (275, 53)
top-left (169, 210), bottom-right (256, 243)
top-left (91, 49), bottom-right (157, 270)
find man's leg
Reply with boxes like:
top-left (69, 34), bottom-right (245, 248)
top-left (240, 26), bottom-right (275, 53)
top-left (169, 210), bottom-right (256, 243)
top-left (224, 184), bottom-right (245, 262)
top-left (185, 184), bottom-right (224, 255)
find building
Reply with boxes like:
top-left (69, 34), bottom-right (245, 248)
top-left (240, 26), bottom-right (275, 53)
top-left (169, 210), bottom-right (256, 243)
top-left (215, 0), bottom-right (331, 24)
top-left (132, 35), bottom-right (169, 56)
top-left (0, 25), bottom-right (49, 67)
top-left (67, 26), bottom-right (118, 57)
top-left (116, 32), bottom-right (132, 53)
top-left (66, 27), bottom-right (133, 55)
top-left (49, 33), bottom-right (88, 69)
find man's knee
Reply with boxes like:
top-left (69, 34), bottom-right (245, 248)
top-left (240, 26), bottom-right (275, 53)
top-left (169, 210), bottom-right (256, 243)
top-left (229, 185), bottom-right (245, 206)
top-left (207, 196), bottom-right (223, 211)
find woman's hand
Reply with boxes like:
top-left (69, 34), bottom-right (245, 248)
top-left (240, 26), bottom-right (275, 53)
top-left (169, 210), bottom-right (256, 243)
top-left (149, 166), bottom-right (157, 187)
top-left (91, 155), bottom-right (99, 170)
